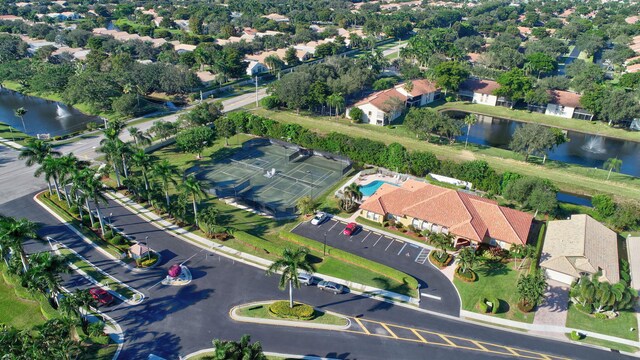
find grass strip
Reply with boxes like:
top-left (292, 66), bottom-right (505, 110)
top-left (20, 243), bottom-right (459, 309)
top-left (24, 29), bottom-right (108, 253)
top-left (566, 303), bottom-right (638, 341)
top-left (564, 333), bottom-right (639, 353)
top-left (58, 248), bottom-right (135, 300)
top-left (0, 267), bottom-right (48, 329)
top-left (236, 302), bottom-right (348, 326)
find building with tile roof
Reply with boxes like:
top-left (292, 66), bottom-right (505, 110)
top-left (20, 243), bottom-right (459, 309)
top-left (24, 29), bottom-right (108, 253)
top-left (540, 214), bottom-right (619, 285)
top-left (458, 78), bottom-right (511, 107)
top-left (347, 79), bottom-right (441, 125)
top-left (359, 179), bottom-right (533, 248)
top-left (545, 90), bottom-right (593, 120)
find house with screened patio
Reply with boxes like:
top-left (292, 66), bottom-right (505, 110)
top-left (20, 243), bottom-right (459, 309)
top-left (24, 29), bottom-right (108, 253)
top-left (358, 179), bottom-right (533, 248)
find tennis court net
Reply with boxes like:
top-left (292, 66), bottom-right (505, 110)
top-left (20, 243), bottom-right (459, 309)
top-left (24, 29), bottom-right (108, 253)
top-left (276, 172), bottom-right (315, 188)
top-left (230, 159), bottom-right (265, 172)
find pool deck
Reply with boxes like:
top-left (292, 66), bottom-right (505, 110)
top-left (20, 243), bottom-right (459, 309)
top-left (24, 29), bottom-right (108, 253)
top-left (337, 171), bottom-right (406, 201)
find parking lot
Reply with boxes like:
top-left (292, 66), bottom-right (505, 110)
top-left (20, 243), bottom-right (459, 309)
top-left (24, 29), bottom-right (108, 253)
top-left (292, 217), bottom-right (460, 316)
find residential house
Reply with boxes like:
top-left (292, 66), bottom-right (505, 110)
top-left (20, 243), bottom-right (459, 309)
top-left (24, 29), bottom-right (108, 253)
top-left (458, 78), bottom-right (512, 107)
top-left (358, 179), bottom-right (533, 248)
top-left (262, 13), bottom-right (289, 22)
top-left (626, 16), bottom-right (640, 24)
top-left (347, 79), bottom-right (440, 125)
top-left (246, 60), bottom-right (268, 76)
top-left (171, 42), bottom-right (197, 54)
top-left (540, 214), bottom-right (619, 285)
top-left (196, 71), bottom-right (216, 85)
top-left (0, 15), bottom-right (25, 21)
top-left (545, 90), bottom-right (593, 120)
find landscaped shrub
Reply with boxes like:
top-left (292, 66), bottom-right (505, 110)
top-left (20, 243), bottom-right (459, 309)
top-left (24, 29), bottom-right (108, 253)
top-left (429, 251), bottom-right (452, 267)
top-left (478, 298), bottom-right (489, 313)
top-left (110, 235), bottom-right (125, 245)
top-left (454, 266), bottom-right (477, 282)
top-left (268, 301), bottom-right (315, 320)
top-left (593, 312), bottom-right (607, 320)
top-left (69, 206), bottom-right (79, 216)
top-left (407, 225), bottom-right (417, 233)
top-left (487, 296), bottom-right (500, 314)
top-left (138, 256), bottom-right (158, 268)
top-left (102, 230), bottom-right (114, 240)
top-left (570, 331), bottom-right (584, 341)
top-left (517, 300), bottom-right (535, 313)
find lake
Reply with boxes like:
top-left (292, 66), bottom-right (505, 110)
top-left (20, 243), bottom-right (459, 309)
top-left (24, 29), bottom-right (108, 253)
top-left (0, 88), bottom-right (101, 137)
top-left (447, 111), bottom-right (640, 178)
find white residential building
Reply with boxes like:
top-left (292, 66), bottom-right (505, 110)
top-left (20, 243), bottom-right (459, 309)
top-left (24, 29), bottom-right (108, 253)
top-left (246, 60), bottom-right (268, 76)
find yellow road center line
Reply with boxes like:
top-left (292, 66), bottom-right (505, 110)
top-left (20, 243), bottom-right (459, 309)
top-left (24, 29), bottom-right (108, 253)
top-left (439, 334), bottom-right (457, 347)
top-left (411, 329), bottom-right (428, 343)
top-left (505, 347), bottom-right (520, 356)
top-left (353, 317), bottom-right (370, 335)
top-left (471, 340), bottom-right (488, 351)
top-left (380, 323), bottom-right (398, 338)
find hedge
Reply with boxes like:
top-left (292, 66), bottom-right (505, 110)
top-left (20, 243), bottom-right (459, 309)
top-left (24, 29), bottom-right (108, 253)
top-left (268, 301), bottom-right (315, 320)
top-left (280, 231), bottom-right (419, 290)
top-left (487, 296), bottom-right (500, 314)
top-left (478, 299), bottom-right (489, 313)
top-left (570, 330), bottom-right (584, 341)
top-left (429, 251), bottom-right (452, 268)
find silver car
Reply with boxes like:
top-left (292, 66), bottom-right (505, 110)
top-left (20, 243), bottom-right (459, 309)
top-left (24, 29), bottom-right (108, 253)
top-left (317, 280), bottom-right (345, 294)
top-left (311, 212), bottom-right (327, 225)
top-left (298, 273), bottom-right (321, 286)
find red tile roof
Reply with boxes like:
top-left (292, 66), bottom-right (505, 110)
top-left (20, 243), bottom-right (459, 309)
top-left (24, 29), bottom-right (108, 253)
top-left (460, 78), bottom-right (500, 95)
top-left (360, 180), bottom-right (532, 245)
top-left (401, 79), bottom-right (438, 97)
top-left (355, 88), bottom-right (406, 112)
top-left (547, 90), bottom-right (581, 108)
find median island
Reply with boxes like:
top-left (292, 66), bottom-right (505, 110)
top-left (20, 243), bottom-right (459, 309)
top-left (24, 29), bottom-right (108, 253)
top-left (231, 300), bottom-right (350, 329)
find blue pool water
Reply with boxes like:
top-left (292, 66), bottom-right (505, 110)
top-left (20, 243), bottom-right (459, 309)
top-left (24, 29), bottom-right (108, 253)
top-left (359, 180), bottom-right (399, 197)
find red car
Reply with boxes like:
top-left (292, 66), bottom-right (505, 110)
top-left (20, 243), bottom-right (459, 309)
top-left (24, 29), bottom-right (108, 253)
top-left (89, 287), bottom-right (114, 306)
top-left (343, 222), bottom-right (358, 236)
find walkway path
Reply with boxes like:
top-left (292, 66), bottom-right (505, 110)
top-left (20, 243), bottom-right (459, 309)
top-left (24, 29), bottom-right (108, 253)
top-left (531, 280), bottom-right (570, 340)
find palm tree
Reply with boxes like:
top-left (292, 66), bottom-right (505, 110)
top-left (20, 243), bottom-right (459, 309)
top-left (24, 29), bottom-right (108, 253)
top-left (212, 334), bottom-right (267, 360)
top-left (19, 138), bottom-right (61, 167)
top-left (70, 168), bottom-right (95, 222)
top-left (130, 149), bottom-right (153, 194)
top-left (341, 183), bottom-right (363, 211)
top-left (456, 246), bottom-right (478, 276)
top-left (128, 127), bottom-right (152, 147)
top-left (180, 174), bottom-right (208, 225)
top-left (59, 289), bottom-right (96, 331)
top-left (34, 155), bottom-right (64, 200)
top-left (82, 174), bottom-right (108, 235)
top-left (430, 232), bottom-right (453, 259)
top-left (0, 217), bottom-right (38, 272)
top-left (463, 114), bottom-right (477, 148)
top-left (58, 153), bottom-right (89, 209)
top-left (604, 157), bottom-right (622, 180)
top-left (326, 93), bottom-right (345, 118)
top-left (150, 159), bottom-right (179, 207)
top-left (266, 247), bottom-right (315, 308)
top-left (14, 107), bottom-right (27, 132)
top-left (21, 251), bottom-right (68, 300)
top-left (98, 138), bottom-right (122, 187)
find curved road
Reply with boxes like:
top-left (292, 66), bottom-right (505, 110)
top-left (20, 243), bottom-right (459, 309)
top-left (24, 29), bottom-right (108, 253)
top-left (1, 193), bottom-right (629, 360)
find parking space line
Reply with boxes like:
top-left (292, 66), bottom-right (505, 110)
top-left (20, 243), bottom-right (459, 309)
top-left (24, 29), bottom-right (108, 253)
top-left (421, 293), bottom-right (442, 301)
top-left (411, 329), bottom-right (427, 343)
top-left (384, 239), bottom-right (396, 251)
top-left (380, 323), bottom-right (398, 339)
top-left (372, 235), bottom-right (383, 247)
top-left (439, 334), bottom-right (457, 347)
top-left (352, 317), bottom-right (370, 335)
top-left (361, 232), bottom-right (372, 242)
top-left (327, 221), bottom-right (339, 232)
top-left (408, 243), bottom-right (419, 248)
top-left (471, 340), bottom-right (488, 351)
top-left (505, 347), bottom-right (520, 356)
top-left (397, 243), bottom-right (407, 255)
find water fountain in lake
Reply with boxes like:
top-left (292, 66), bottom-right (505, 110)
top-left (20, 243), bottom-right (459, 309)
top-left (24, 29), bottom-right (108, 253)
top-left (56, 103), bottom-right (71, 118)
top-left (581, 136), bottom-right (606, 154)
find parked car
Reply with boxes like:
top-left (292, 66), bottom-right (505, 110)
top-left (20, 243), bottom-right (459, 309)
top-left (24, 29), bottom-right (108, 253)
top-left (342, 222), bottom-right (358, 236)
top-left (311, 212), bottom-right (327, 225)
top-left (317, 280), bottom-right (345, 294)
top-left (89, 287), bottom-right (114, 306)
top-left (298, 272), bottom-right (321, 286)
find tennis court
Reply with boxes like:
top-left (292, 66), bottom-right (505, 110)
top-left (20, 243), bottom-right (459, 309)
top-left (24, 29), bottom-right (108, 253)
top-left (193, 138), bottom-right (351, 218)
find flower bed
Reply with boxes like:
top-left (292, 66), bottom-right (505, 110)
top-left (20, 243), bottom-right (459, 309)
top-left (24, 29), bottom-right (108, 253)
top-left (454, 266), bottom-right (477, 282)
top-left (429, 251), bottom-right (452, 268)
top-left (268, 301), bottom-right (315, 320)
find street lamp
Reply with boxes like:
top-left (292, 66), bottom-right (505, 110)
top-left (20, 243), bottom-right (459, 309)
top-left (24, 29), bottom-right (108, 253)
top-left (417, 283), bottom-right (422, 305)
top-left (109, 212), bottom-right (113, 226)
top-left (145, 236), bottom-right (151, 260)
top-left (323, 232), bottom-right (327, 256)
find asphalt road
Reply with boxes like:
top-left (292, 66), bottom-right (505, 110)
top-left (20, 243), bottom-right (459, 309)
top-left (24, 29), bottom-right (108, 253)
top-left (1, 193), bottom-right (630, 360)
top-left (292, 217), bottom-right (460, 316)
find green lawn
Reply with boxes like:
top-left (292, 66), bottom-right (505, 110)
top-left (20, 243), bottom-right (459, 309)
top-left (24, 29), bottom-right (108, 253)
top-left (566, 303), bottom-right (638, 341)
top-left (564, 333), bottom-right (639, 353)
top-left (0, 122), bottom-right (31, 145)
top-left (454, 261), bottom-right (535, 323)
top-left (248, 108), bottom-right (640, 202)
top-left (236, 302), bottom-right (349, 326)
top-left (0, 271), bottom-right (47, 329)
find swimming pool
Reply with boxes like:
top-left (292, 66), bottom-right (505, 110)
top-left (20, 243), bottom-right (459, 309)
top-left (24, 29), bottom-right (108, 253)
top-left (359, 180), bottom-right (399, 197)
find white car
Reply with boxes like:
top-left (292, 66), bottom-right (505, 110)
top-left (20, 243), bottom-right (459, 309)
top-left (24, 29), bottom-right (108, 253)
top-left (298, 272), bottom-right (321, 286)
top-left (311, 212), bottom-right (327, 225)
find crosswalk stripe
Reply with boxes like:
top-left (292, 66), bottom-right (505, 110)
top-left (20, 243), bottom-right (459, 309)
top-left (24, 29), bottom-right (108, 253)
top-left (352, 317), bottom-right (370, 335)
top-left (411, 329), bottom-right (428, 343)
top-left (381, 323), bottom-right (398, 339)
top-left (439, 334), bottom-right (457, 347)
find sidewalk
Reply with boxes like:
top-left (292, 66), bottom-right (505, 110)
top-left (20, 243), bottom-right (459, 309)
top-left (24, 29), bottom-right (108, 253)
top-left (107, 191), bottom-right (420, 306)
top-left (0, 137), bottom-right (24, 150)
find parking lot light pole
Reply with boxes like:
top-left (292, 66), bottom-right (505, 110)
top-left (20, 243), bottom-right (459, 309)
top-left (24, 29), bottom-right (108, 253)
top-left (109, 212), bottom-right (113, 225)
top-left (145, 236), bottom-right (151, 260)
top-left (323, 232), bottom-right (327, 256)
top-left (417, 283), bottom-right (422, 305)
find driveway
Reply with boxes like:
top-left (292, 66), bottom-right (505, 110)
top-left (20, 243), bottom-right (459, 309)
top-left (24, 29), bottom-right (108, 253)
top-left (292, 217), bottom-right (460, 317)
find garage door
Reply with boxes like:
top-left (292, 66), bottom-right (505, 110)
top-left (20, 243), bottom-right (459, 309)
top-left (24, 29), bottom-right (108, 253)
top-left (544, 269), bottom-right (575, 285)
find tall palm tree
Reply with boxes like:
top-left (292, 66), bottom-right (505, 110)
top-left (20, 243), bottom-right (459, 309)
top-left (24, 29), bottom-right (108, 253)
top-left (180, 174), bottom-right (208, 225)
top-left (19, 138), bottom-right (61, 167)
top-left (70, 168), bottom-right (94, 222)
top-left (266, 247), bottom-right (315, 308)
top-left (21, 251), bottom-right (68, 300)
top-left (430, 232), bottom-right (453, 259)
top-left (150, 159), bottom-right (179, 207)
top-left (59, 289), bottom-right (96, 331)
top-left (35, 155), bottom-right (64, 200)
top-left (604, 157), bottom-right (622, 180)
top-left (128, 127), bottom-right (152, 147)
top-left (463, 114), bottom-right (477, 148)
top-left (0, 217), bottom-right (38, 272)
top-left (342, 183), bottom-right (363, 210)
top-left (456, 246), bottom-right (478, 276)
top-left (82, 174), bottom-right (108, 235)
top-left (58, 153), bottom-right (89, 209)
top-left (130, 149), bottom-right (153, 193)
top-left (14, 107), bottom-right (27, 132)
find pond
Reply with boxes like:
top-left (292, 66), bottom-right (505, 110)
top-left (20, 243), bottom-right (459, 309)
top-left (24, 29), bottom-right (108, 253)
top-left (446, 110), bottom-right (640, 178)
top-left (0, 88), bottom-right (101, 137)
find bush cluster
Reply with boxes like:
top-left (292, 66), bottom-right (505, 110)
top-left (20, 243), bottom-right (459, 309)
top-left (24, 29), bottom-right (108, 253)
top-left (570, 331), bottom-right (584, 341)
top-left (454, 266), bottom-right (477, 282)
top-left (429, 251), bottom-right (451, 267)
top-left (268, 301), bottom-right (315, 320)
